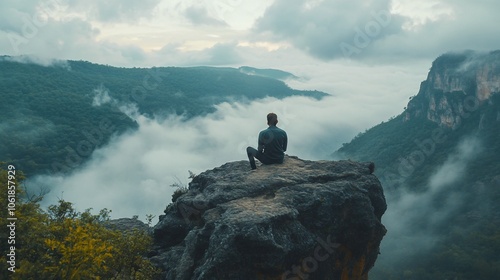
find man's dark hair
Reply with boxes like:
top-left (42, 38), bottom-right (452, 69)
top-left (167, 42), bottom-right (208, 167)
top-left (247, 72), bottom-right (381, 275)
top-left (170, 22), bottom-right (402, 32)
top-left (267, 113), bottom-right (278, 126)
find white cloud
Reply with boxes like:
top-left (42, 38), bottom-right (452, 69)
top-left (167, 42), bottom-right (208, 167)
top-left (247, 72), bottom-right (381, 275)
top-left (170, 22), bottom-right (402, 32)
top-left (391, 0), bottom-right (455, 31)
top-left (253, 0), bottom-right (500, 62)
top-left (1, 55), bottom-right (70, 68)
top-left (428, 137), bottom-right (481, 190)
top-left (91, 86), bottom-right (112, 107)
top-left (17, 54), bottom-right (428, 220)
top-left (2, 0), bottom-right (500, 68)
top-left (29, 79), bottom-right (425, 220)
top-left (376, 136), bottom-right (482, 268)
top-left (360, 0), bottom-right (500, 61)
top-left (254, 0), bottom-right (405, 60)
top-left (64, 0), bottom-right (162, 23)
top-left (0, 0), bottom-right (49, 33)
top-left (184, 6), bottom-right (228, 27)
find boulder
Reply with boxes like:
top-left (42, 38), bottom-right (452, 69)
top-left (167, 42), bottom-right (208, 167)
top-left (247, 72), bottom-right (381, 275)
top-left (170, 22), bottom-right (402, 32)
top-left (106, 217), bottom-right (150, 233)
top-left (150, 156), bottom-right (387, 280)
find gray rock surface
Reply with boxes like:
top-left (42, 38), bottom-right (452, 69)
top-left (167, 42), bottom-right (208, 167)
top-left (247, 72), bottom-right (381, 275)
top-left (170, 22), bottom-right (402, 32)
top-left (106, 217), bottom-right (150, 233)
top-left (150, 156), bottom-right (387, 280)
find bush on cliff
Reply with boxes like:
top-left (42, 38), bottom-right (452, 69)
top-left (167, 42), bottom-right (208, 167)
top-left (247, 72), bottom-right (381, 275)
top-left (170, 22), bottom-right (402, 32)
top-left (0, 164), bottom-right (160, 280)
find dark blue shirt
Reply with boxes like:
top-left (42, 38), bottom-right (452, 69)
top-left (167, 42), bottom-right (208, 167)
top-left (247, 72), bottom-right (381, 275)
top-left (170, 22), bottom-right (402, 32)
top-left (258, 126), bottom-right (288, 163)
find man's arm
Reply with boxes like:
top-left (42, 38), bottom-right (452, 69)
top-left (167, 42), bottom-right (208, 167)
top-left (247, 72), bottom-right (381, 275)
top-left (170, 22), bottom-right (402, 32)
top-left (283, 132), bottom-right (288, 152)
top-left (258, 131), bottom-right (265, 153)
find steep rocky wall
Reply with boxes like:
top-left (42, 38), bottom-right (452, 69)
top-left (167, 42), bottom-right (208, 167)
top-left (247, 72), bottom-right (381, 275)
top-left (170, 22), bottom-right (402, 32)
top-left (404, 51), bottom-right (500, 129)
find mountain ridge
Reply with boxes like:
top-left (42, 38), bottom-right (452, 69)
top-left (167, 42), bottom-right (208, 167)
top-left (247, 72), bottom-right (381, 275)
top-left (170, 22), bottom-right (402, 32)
top-left (335, 50), bottom-right (500, 279)
top-left (336, 50), bottom-right (500, 189)
top-left (0, 57), bottom-right (327, 176)
top-left (404, 50), bottom-right (500, 129)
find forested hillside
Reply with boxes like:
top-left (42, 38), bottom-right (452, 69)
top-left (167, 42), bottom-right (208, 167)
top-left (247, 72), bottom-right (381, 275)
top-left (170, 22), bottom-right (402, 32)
top-left (0, 57), bottom-right (326, 176)
top-left (336, 51), bottom-right (500, 279)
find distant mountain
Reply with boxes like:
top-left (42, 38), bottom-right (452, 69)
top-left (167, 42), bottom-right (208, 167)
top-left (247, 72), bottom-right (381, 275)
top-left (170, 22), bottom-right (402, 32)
top-left (0, 57), bottom-right (327, 176)
top-left (238, 66), bottom-right (299, 81)
top-left (336, 50), bottom-right (500, 190)
top-left (335, 50), bottom-right (500, 279)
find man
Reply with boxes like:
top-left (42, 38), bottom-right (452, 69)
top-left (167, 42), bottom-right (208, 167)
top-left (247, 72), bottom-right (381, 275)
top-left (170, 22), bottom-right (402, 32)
top-left (246, 113), bottom-right (288, 170)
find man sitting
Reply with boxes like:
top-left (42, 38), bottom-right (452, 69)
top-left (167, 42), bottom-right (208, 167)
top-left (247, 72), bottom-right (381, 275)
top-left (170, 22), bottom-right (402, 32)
top-left (246, 113), bottom-right (288, 170)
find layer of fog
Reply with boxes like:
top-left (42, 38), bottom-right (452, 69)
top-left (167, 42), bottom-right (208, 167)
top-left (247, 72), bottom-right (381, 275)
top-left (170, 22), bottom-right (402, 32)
top-left (373, 136), bottom-right (482, 274)
top-left (1, 55), bottom-right (71, 69)
top-left (26, 60), bottom-right (428, 221)
top-left (28, 95), bottom-right (377, 220)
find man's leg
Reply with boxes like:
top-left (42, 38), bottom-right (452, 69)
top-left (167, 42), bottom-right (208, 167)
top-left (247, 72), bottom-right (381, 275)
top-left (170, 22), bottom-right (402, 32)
top-left (246, 147), bottom-right (258, 170)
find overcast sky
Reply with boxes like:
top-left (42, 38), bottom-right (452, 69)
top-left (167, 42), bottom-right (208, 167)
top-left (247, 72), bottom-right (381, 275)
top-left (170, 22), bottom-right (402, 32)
top-left (2, 0), bottom-right (499, 67)
top-left (2, 0), bottom-right (499, 96)
top-left (3, 0), bottom-right (500, 219)
top-left (2, 0), bottom-right (499, 123)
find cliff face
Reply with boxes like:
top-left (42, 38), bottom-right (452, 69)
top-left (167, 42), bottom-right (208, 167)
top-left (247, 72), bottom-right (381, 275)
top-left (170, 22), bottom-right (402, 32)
top-left (404, 50), bottom-right (500, 129)
top-left (150, 156), bottom-right (387, 280)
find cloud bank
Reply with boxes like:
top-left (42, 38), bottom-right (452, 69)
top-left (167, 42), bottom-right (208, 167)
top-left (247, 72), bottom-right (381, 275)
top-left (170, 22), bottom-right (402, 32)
top-left (254, 0), bottom-right (404, 60)
top-left (375, 136), bottom-right (482, 271)
top-left (21, 57), bottom-right (428, 221)
top-left (254, 0), bottom-right (500, 62)
top-left (28, 90), bottom-right (404, 220)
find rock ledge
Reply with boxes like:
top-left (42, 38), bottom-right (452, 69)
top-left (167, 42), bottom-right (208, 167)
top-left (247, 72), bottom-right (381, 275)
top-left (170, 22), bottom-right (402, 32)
top-left (151, 156), bottom-right (387, 280)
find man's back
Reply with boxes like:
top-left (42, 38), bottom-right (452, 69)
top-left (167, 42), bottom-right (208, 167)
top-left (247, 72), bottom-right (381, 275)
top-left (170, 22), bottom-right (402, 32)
top-left (258, 126), bottom-right (287, 163)
top-left (246, 112), bottom-right (287, 170)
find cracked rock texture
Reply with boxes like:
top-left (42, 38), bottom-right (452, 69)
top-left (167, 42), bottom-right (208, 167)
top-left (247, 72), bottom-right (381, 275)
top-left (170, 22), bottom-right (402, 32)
top-left (150, 156), bottom-right (387, 280)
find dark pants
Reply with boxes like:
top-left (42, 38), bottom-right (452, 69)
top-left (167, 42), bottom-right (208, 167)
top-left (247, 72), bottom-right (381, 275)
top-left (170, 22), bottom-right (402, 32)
top-left (246, 147), bottom-right (277, 170)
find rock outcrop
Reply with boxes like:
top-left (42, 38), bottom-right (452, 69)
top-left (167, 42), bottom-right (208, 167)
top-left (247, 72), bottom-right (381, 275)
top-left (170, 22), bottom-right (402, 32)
top-left (106, 217), bottom-right (150, 233)
top-left (404, 50), bottom-right (500, 129)
top-left (150, 156), bottom-right (387, 280)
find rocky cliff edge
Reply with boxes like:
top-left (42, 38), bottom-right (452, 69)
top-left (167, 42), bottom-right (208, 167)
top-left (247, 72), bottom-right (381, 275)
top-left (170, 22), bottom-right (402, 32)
top-left (150, 156), bottom-right (387, 280)
top-left (404, 50), bottom-right (500, 128)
